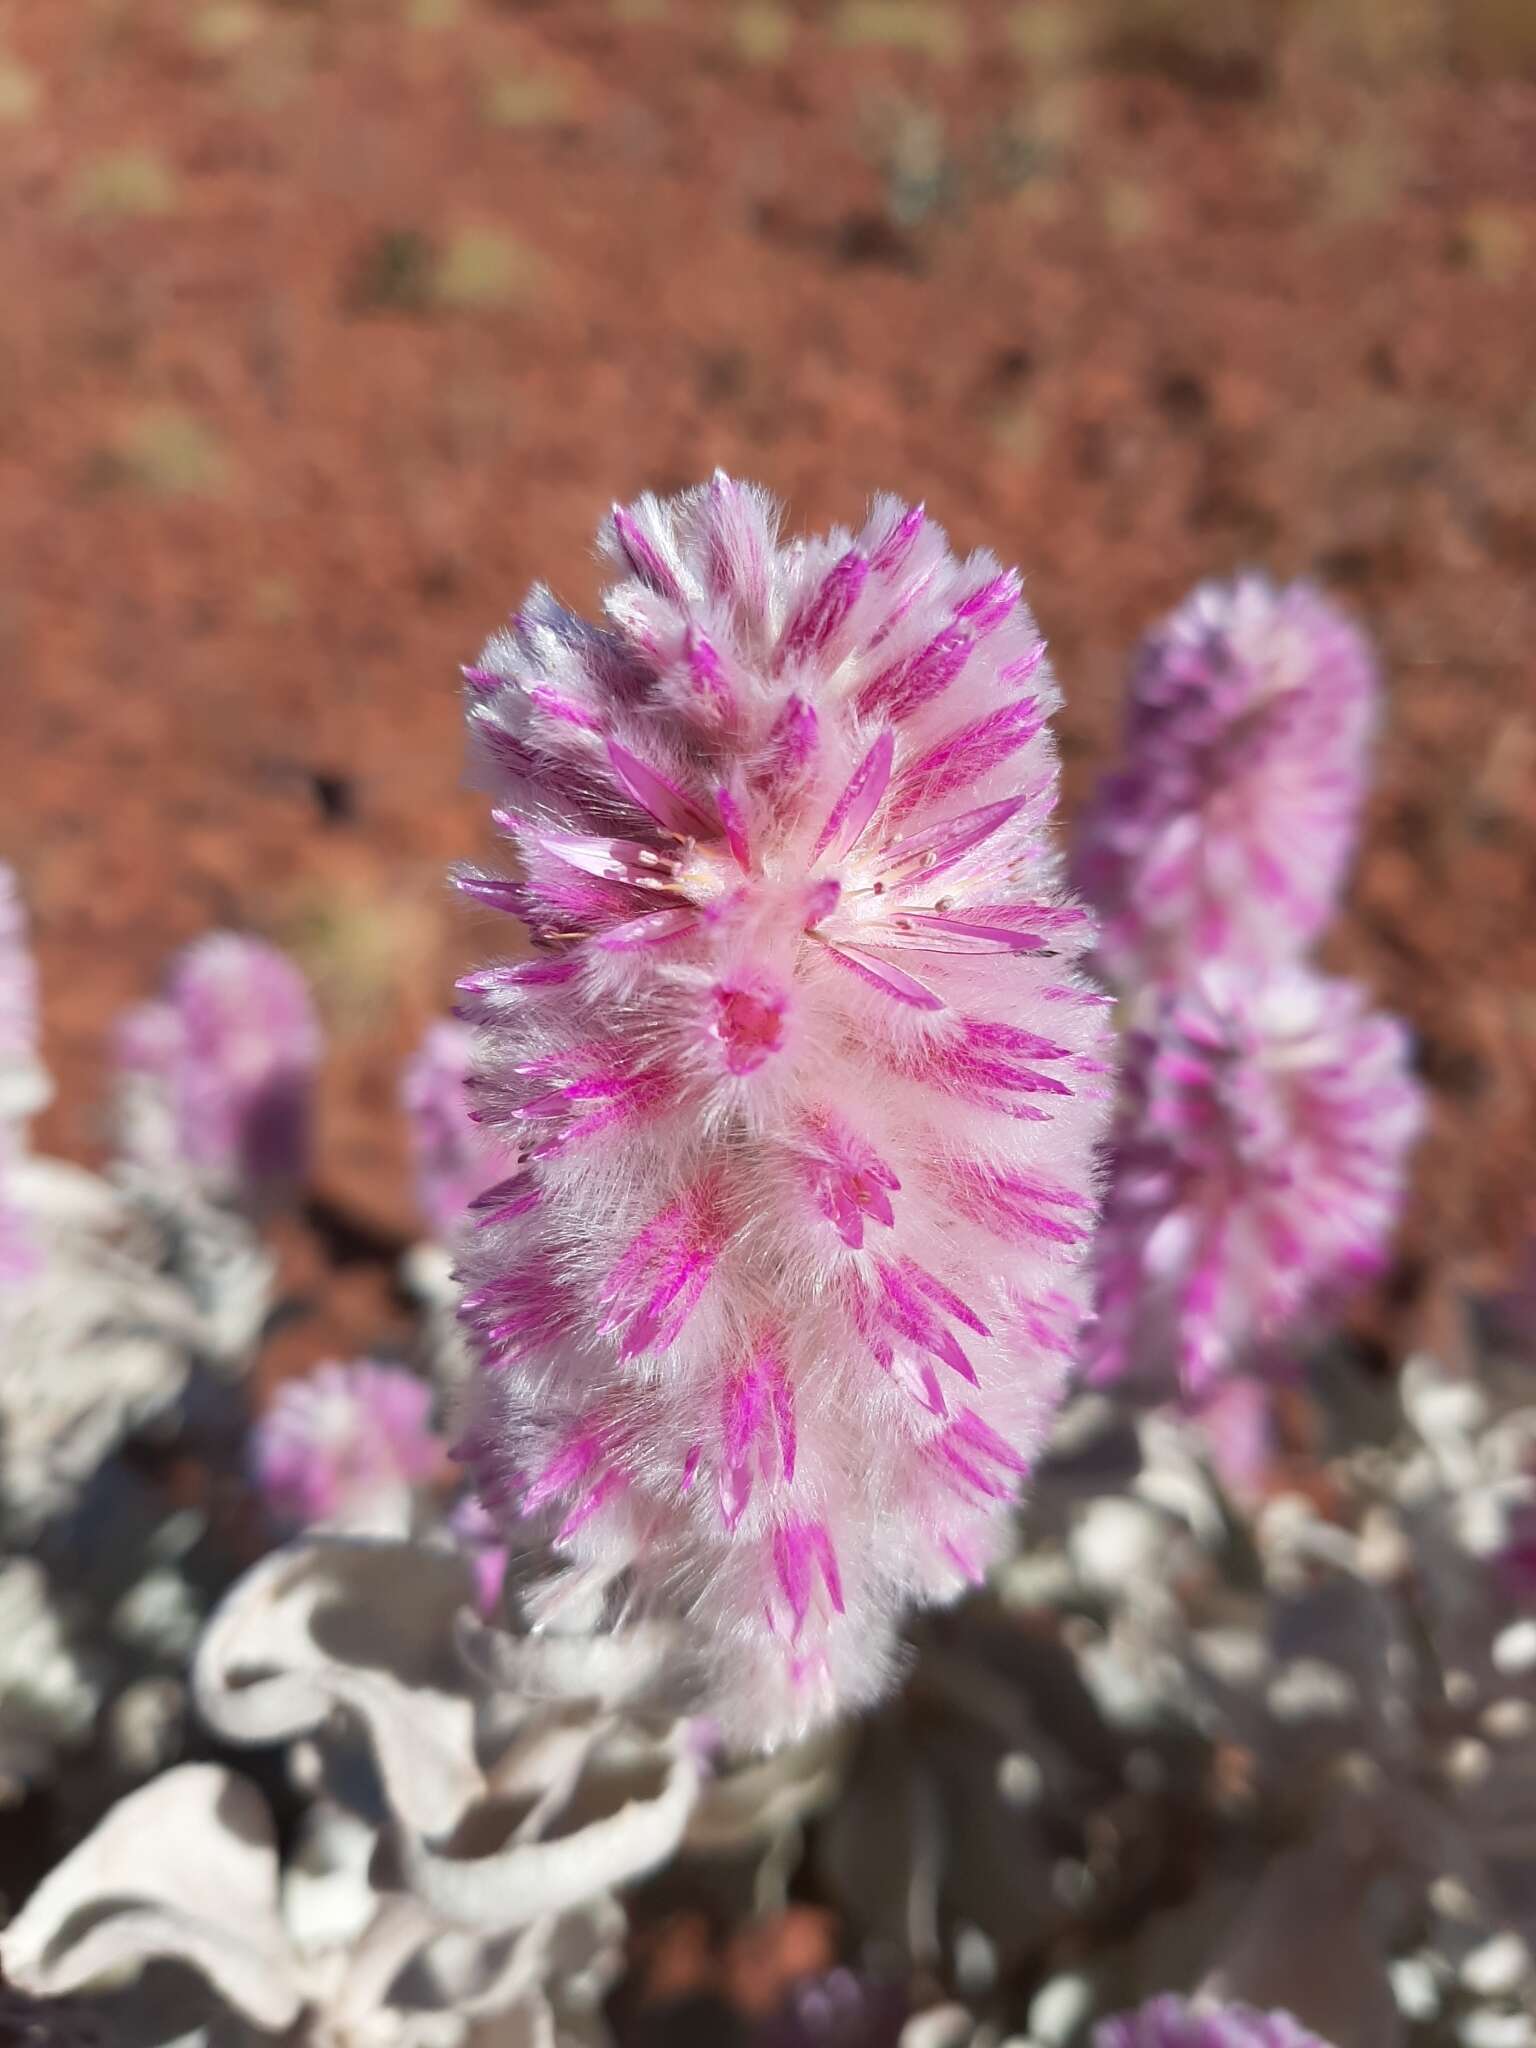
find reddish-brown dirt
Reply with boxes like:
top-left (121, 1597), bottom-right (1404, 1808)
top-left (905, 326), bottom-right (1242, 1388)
top-left (4, 0), bottom-right (1534, 1371)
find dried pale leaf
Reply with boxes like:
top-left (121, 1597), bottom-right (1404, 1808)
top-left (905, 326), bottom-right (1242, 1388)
top-left (0, 1161), bottom-right (202, 1534)
top-left (2, 1765), bottom-right (302, 2030)
top-left (685, 1723), bottom-right (849, 1853)
top-left (330, 1895), bottom-right (449, 2028)
top-left (900, 2005), bottom-right (977, 2048)
top-left (8, 1157), bottom-right (130, 1232)
top-left (397, 1743), bottom-right (700, 1930)
top-left (194, 1538), bottom-right (483, 1836)
top-left (280, 1802), bottom-right (380, 1957)
top-left (113, 1165), bottom-right (275, 1370)
top-left (456, 1608), bottom-right (699, 1718)
top-left (423, 1898), bottom-right (623, 2027)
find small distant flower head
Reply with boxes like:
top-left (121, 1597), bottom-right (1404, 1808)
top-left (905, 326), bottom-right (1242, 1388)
top-left (1094, 1996), bottom-right (1332, 2048)
top-left (1074, 577), bottom-right (1376, 985)
top-left (251, 1359), bottom-right (444, 1532)
top-left (401, 1017), bottom-right (515, 1240)
top-left (113, 934), bottom-right (321, 1206)
top-left (1087, 965), bottom-right (1423, 1399)
top-left (454, 476), bottom-right (1111, 1743)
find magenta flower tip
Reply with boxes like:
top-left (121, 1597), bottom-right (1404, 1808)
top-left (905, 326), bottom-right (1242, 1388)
top-left (453, 479), bottom-right (1110, 1743)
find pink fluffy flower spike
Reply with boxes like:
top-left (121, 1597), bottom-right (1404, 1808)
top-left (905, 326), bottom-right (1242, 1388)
top-left (454, 477), bottom-right (1111, 1743)
top-left (1074, 574), bottom-right (1377, 987)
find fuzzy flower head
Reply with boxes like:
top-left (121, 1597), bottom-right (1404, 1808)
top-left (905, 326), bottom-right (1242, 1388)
top-left (113, 934), bottom-right (321, 1206)
top-left (251, 1359), bottom-right (445, 1533)
top-left (1094, 1998), bottom-right (1332, 2048)
top-left (1087, 965), bottom-right (1422, 1399)
top-left (402, 1017), bottom-right (516, 1241)
top-left (1074, 577), bottom-right (1376, 986)
top-left (454, 477), bottom-right (1111, 1743)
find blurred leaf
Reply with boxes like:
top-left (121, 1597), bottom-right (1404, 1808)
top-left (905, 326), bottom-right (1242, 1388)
top-left (186, 2), bottom-right (263, 54)
top-left (0, 53), bottom-right (42, 124)
top-left (733, 5), bottom-right (793, 63)
top-left (832, 1), bottom-right (965, 63)
top-left (70, 149), bottom-right (179, 219)
top-left (1006, 3), bottom-right (1090, 68)
top-left (1454, 205), bottom-right (1530, 284)
top-left (480, 71), bottom-right (574, 129)
top-left (1101, 178), bottom-right (1157, 243)
top-left (1290, 0), bottom-right (1440, 74)
top-left (105, 408), bottom-right (229, 497)
top-left (432, 228), bottom-right (541, 311)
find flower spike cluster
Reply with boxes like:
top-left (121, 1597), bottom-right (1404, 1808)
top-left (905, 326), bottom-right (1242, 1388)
top-left (1076, 578), bottom-right (1422, 1413)
top-left (454, 476), bottom-right (1111, 1742)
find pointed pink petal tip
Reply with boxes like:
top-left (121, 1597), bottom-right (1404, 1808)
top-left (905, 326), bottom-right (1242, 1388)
top-left (824, 942), bottom-right (945, 1011)
top-left (606, 739), bottom-right (719, 839)
top-left (812, 730), bottom-right (896, 862)
top-left (593, 906), bottom-right (700, 952)
top-left (716, 786), bottom-right (752, 872)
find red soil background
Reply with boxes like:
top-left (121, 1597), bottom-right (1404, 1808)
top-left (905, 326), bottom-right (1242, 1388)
top-left (4, 0), bottom-right (1534, 1372)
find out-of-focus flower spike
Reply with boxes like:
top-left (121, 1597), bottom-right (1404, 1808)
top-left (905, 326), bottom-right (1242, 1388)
top-left (401, 1018), bottom-right (519, 1241)
top-left (1086, 966), bottom-right (1423, 1401)
top-left (250, 1360), bottom-right (444, 1535)
top-left (112, 934), bottom-right (320, 1210)
top-left (1075, 574), bottom-right (1378, 984)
